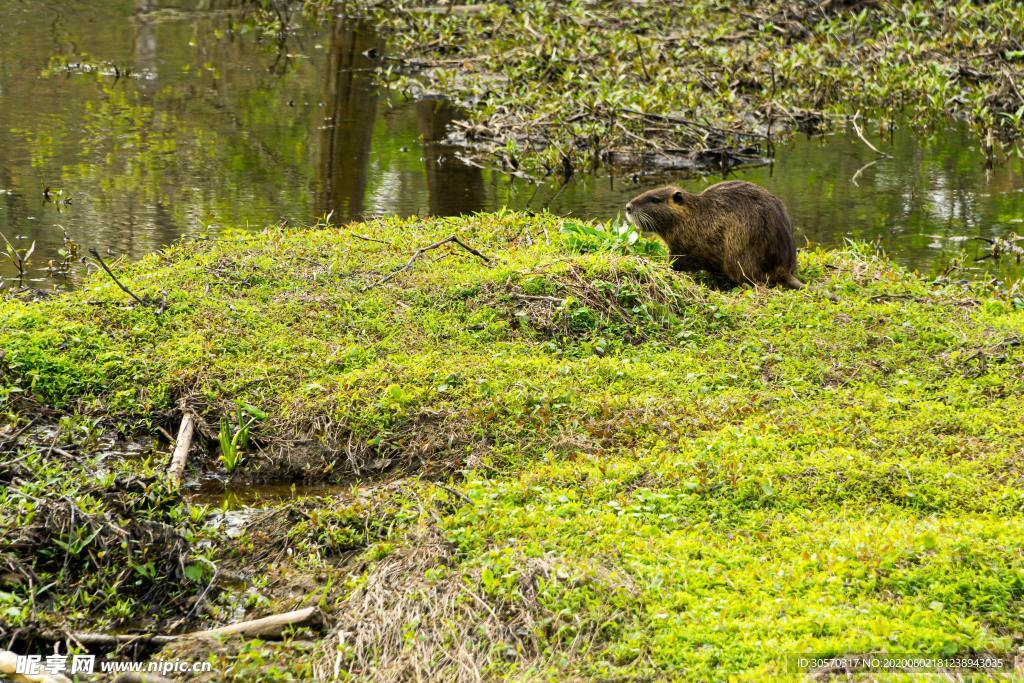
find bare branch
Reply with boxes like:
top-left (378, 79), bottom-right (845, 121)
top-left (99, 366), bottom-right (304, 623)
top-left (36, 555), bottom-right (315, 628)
top-left (851, 112), bottom-right (892, 159)
top-left (88, 248), bottom-right (162, 312)
top-left (363, 236), bottom-right (492, 291)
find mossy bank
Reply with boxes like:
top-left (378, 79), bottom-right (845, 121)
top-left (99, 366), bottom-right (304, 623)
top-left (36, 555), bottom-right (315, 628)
top-left (2, 212), bottom-right (1023, 680)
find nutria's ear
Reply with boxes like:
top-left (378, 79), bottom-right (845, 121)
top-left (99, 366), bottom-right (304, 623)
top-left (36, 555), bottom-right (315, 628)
top-left (672, 190), bottom-right (685, 204)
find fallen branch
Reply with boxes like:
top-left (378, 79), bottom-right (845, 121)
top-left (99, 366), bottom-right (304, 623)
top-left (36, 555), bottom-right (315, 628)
top-left (351, 233), bottom-right (394, 246)
top-left (363, 236), bottom-right (492, 291)
top-left (510, 293), bottom-right (565, 304)
top-left (972, 234), bottom-right (1024, 263)
top-left (167, 412), bottom-right (195, 488)
top-left (633, 34), bottom-right (651, 82)
top-left (88, 249), bottom-right (162, 312)
top-left (618, 107), bottom-right (769, 141)
top-left (0, 417), bottom-right (37, 450)
top-left (34, 606), bottom-right (324, 650)
top-left (850, 112), bottom-right (892, 159)
top-left (189, 606), bottom-right (323, 639)
top-left (51, 632), bottom-right (177, 647)
top-left (1001, 67), bottom-right (1024, 105)
top-left (433, 481), bottom-right (473, 504)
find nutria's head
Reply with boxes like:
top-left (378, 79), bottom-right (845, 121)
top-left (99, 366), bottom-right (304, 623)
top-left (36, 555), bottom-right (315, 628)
top-left (625, 186), bottom-right (690, 236)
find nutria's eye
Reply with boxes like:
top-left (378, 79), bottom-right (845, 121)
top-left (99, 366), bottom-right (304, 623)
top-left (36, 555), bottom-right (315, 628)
top-left (673, 191), bottom-right (684, 203)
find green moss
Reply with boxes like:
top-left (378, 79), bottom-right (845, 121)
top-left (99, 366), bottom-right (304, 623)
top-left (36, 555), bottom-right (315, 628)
top-left (1, 212), bottom-right (1023, 679)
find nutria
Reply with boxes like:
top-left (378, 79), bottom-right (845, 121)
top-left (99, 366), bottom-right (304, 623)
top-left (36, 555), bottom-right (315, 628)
top-left (625, 181), bottom-right (804, 289)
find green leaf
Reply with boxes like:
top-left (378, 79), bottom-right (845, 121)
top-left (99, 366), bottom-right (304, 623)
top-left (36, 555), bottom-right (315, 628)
top-left (184, 562), bottom-right (207, 582)
top-left (238, 401), bottom-right (267, 420)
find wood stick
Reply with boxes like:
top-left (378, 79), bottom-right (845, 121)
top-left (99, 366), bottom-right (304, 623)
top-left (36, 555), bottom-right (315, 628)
top-left (850, 112), bottom-right (892, 159)
top-left (351, 234), bottom-right (393, 246)
top-left (618, 107), bottom-right (769, 141)
top-left (167, 413), bottom-right (195, 488)
top-left (0, 417), bottom-right (36, 448)
top-left (33, 606), bottom-right (323, 651)
top-left (88, 248), bottom-right (159, 311)
top-left (1001, 66), bottom-right (1024, 105)
top-left (37, 633), bottom-right (178, 647)
top-left (188, 606), bottom-right (321, 639)
top-left (633, 34), bottom-right (651, 82)
top-left (363, 236), bottom-right (492, 291)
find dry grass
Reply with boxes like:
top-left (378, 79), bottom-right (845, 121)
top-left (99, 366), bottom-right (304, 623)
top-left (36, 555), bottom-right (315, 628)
top-left (317, 525), bottom-right (635, 682)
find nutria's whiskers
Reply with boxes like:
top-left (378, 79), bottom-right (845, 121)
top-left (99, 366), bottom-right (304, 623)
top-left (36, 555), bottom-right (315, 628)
top-left (633, 209), bottom-right (654, 233)
top-left (641, 212), bottom-right (655, 233)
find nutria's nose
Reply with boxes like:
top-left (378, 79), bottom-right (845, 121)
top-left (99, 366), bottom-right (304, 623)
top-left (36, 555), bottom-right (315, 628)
top-left (625, 202), bottom-right (633, 214)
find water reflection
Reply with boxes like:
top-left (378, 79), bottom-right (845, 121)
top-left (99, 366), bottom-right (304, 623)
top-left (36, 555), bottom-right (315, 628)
top-left (0, 0), bottom-right (1021, 290)
top-left (318, 20), bottom-right (381, 219)
top-left (131, 0), bottom-right (159, 97)
top-left (417, 97), bottom-right (485, 216)
top-left (736, 128), bottom-right (1024, 283)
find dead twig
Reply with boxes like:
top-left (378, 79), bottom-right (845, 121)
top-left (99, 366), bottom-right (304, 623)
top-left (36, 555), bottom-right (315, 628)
top-left (167, 411), bottom-right (195, 488)
top-left (618, 107), bottom-right (769, 141)
top-left (851, 112), bottom-right (892, 159)
top-left (433, 481), bottom-right (472, 504)
top-left (633, 34), bottom-right (651, 82)
top-left (89, 248), bottom-right (162, 312)
top-left (351, 233), bottom-right (394, 246)
top-left (363, 236), bottom-right (492, 291)
top-left (0, 417), bottom-right (36, 450)
top-left (183, 557), bottom-right (219, 621)
top-left (1001, 67), bottom-right (1024, 105)
top-left (190, 606), bottom-right (323, 640)
top-left (32, 606), bottom-right (323, 653)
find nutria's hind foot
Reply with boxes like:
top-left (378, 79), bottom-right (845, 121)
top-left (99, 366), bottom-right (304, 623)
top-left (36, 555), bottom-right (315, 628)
top-left (780, 273), bottom-right (840, 302)
top-left (781, 274), bottom-right (804, 290)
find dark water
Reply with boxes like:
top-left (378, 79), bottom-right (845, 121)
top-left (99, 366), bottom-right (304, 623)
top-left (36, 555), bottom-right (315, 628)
top-left (189, 479), bottom-right (355, 510)
top-left (2, 0), bottom-right (1023, 290)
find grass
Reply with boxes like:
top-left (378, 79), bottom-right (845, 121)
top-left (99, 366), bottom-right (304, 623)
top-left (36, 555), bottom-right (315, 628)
top-left (306, 0), bottom-right (1024, 174)
top-left (1, 212), bottom-right (1023, 680)
top-left (0, 443), bottom-right (215, 633)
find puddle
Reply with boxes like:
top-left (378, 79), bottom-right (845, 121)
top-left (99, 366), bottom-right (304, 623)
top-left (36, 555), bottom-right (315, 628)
top-left (187, 480), bottom-right (360, 541)
top-left (188, 479), bottom-right (356, 511)
top-left (0, 0), bottom-right (1022, 287)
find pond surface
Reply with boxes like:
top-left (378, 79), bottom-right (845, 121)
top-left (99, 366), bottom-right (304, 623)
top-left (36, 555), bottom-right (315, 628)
top-left (2, 0), bottom-right (1023, 289)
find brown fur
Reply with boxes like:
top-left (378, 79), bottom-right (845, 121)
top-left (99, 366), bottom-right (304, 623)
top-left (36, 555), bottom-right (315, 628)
top-left (625, 181), bottom-right (804, 289)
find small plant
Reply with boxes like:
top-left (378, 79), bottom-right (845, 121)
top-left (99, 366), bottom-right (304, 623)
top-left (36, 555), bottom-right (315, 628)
top-left (53, 524), bottom-right (102, 557)
top-left (218, 417), bottom-right (243, 473)
top-left (218, 401), bottom-right (266, 474)
top-left (1, 232), bottom-right (35, 285)
top-left (55, 226), bottom-right (80, 275)
top-left (43, 186), bottom-right (72, 211)
top-left (974, 234), bottom-right (1024, 264)
top-left (107, 597), bottom-right (138, 621)
top-left (57, 413), bottom-right (103, 449)
top-left (560, 218), bottom-right (666, 257)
